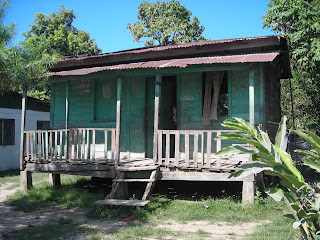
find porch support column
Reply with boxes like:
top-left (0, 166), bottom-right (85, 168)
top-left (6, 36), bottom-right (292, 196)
top-left (65, 81), bottom-right (70, 129)
top-left (49, 173), bottom-right (61, 187)
top-left (115, 76), bottom-right (122, 168)
top-left (20, 89), bottom-right (27, 171)
top-left (243, 64), bottom-right (255, 205)
top-left (153, 74), bottom-right (162, 164)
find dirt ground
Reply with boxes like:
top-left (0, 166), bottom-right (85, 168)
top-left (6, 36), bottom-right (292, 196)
top-left (0, 182), bottom-right (267, 239)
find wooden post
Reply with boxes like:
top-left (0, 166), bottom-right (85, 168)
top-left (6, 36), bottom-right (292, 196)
top-left (49, 173), bottom-right (61, 187)
top-left (153, 74), bottom-right (161, 164)
top-left (242, 180), bottom-right (255, 206)
top-left (20, 89), bottom-right (27, 170)
top-left (20, 170), bottom-right (32, 194)
top-left (115, 76), bottom-right (122, 168)
top-left (249, 64), bottom-right (255, 125)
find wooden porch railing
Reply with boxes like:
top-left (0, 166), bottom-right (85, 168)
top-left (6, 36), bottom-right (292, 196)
top-left (157, 130), bottom-right (248, 170)
top-left (23, 128), bottom-right (116, 164)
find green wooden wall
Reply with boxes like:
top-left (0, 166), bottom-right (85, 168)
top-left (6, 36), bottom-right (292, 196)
top-left (50, 63), bottom-right (277, 156)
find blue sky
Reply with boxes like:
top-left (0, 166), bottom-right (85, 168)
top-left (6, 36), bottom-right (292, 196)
top-left (5, 0), bottom-right (274, 53)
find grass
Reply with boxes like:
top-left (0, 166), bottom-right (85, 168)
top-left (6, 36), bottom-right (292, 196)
top-left (1, 169), bottom-right (297, 240)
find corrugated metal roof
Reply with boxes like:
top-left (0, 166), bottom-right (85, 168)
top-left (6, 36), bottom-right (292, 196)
top-left (60, 35), bottom-right (281, 63)
top-left (50, 52), bottom-right (279, 77)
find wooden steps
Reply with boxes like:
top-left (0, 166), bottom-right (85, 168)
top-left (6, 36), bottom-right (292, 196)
top-left (95, 165), bottom-right (159, 207)
top-left (96, 199), bottom-right (150, 207)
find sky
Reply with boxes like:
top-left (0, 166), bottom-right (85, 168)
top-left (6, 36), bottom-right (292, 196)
top-left (4, 0), bottom-right (274, 54)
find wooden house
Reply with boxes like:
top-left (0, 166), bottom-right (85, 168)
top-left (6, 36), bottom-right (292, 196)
top-left (20, 35), bottom-right (291, 206)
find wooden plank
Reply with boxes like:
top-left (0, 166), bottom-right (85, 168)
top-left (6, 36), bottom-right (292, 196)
top-left (104, 130), bottom-right (108, 160)
top-left (115, 76), bottom-right (122, 167)
top-left (185, 132), bottom-right (189, 167)
top-left (67, 130), bottom-right (72, 160)
top-left (73, 130), bottom-right (78, 160)
top-left (249, 64), bottom-right (255, 125)
top-left (113, 179), bottom-right (155, 183)
top-left (38, 132), bottom-right (41, 162)
top-left (158, 130), bottom-right (162, 165)
top-left (193, 131), bottom-right (199, 168)
top-left (142, 168), bottom-right (159, 201)
top-left (201, 133), bottom-right (204, 167)
top-left (206, 132), bottom-right (212, 168)
top-left (165, 130), bottom-right (170, 166)
top-left (117, 166), bottom-right (158, 171)
top-left (216, 131), bottom-right (221, 169)
top-left (31, 132), bottom-right (35, 160)
top-left (95, 199), bottom-right (150, 207)
top-left (111, 129), bottom-right (115, 160)
top-left (86, 129), bottom-right (90, 160)
top-left (82, 129), bottom-right (85, 159)
top-left (26, 132), bottom-right (29, 160)
top-left (78, 130), bottom-right (82, 160)
top-left (175, 132), bottom-right (180, 166)
top-left (59, 131), bottom-right (63, 160)
top-left (92, 129), bottom-right (96, 160)
top-left (153, 74), bottom-right (161, 164)
top-left (20, 90), bottom-right (27, 170)
top-left (25, 163), bottom-right (113, 172)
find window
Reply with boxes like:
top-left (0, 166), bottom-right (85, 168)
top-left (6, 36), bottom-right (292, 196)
top-left (93, 78), bottom-right (117, 121)
top-left (202, 71), bottom-right (228, 125)
top-left (37, 121), bottom-right (50, 130)
top-left (0, 119), bottom-right (15, 146)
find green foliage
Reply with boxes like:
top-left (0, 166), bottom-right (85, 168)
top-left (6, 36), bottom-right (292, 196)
top-left (127, 0), bottom-right (205, 46)
top-left (263, 0), bottom-right (320, 132)
top-left (22, 6), bottom-right (101, 57)
top-left (216, 116), bottom-right (320, 239)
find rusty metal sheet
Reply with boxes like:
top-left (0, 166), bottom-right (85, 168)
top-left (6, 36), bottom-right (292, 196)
top-left (50, 52), bottom-right (280, 77)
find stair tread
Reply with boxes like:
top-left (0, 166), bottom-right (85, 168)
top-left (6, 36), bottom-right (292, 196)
top-left (95, 199), bottom-right (150, 207)
top-left (117, 166), bottom-right (159, 171)
top-left (113, 179), bottom-right (155, 182)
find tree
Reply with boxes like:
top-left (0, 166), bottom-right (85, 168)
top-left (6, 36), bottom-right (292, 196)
top-left (127, 0), bottom-right (205, 46)
top-left (263, 0), bottom-right (320, 132)
top-left (22, 6), bottom-right (101, 57)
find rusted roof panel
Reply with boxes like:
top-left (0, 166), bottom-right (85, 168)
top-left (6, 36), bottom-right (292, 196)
top-left (50, 52), bottom-right (279, 77)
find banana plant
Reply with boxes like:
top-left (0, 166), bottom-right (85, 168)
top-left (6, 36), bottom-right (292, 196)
top-left (215, 116), bottom-right (320, 239)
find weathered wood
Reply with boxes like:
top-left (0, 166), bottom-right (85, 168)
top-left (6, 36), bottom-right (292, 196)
top-left (206, 132), bottom-right (212, 168)
top-left (96, 199), bottom-right (150, 207)
top-left (92, 129), bottom-right (96, 160)
top-left (193, 131), bottom-right (199, 168)
top-left (153, 74), bottom-right (161, 163)
top-left (104, 130), bottom-right (108, 160)
top-left (165, 130), bottom-right (170, 166)
top-left (158, 130), bottom-right (162, 165)
top-left (20, 90), bottom-right (27, 170)
top-left (115, 76), bottom-right (122, 167)
top-left (26, 133), bottom-right (29, 160)
top-left (25, 162), bottom-right (113, 172)
top-left (142, 168), bottom-right (159, 201)
top-left (242, 180), bottom-right (255, 206)
top-left (216, 131), bottom-right (221, 168)
top-left (185, 132), bottom-right (189, 167)
top-left (38, 132), bottom-right (41, 162)
top-left (117, 166), bottom-right (158, 171)
top-left (201, 133), bottom-right (204, 167)
top-left (111, 129), bottom-right (115, 160)
top-left (175, 132), bottom-right (180, 166)
top-left (48, 173), bottom-right (61, 187)
top-left (249, 64), bottom-right (255, 125)
top-left (86, 129), bottom-right (90, 160)
top-left (20, 170), bottom-right (32, 194)
top-left (113, 179), bottom-right (155, 183)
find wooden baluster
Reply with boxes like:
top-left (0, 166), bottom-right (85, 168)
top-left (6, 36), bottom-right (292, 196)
top-left (104, 130), bottom-right (108, 160)
top-left (201, 132), bottom-right (204, 167)
top-left (86, 129), bottom-right (90, 160)
top-left (216, 131), bottom-right (221, 169)
top-left (193, 131), bottom-right (199, 168)
top-left (206, 131), bottom-right (212, 168)
top-left (82, 129), bottom-right (85, 160)
top-left (73, 129), bottom-right (78, 160)
top-left (30, 132), bottom-right (34, 161)
top-left (67, 129), bottom-right (72, 160)
top-left (47, 131), bottom-right (51, 162)
top-left (54, 131), bottom-right (57, 160)
top-left (92, 129), bottom-right (96, 160)
top-left (59, 131), bottom-right (63, 160)
top-left (26, 132), bottom-right (29, 160)
top-left (38, 132), bottom-right (42, 162)
top-left (175, 131), bottom-right (180, 167)
top-left (158, 130), bottom-right (162, 165)
top-left (185, 132), bottom-right (189, 168)
top-left (78, 129), bottom-right (82, 160)
top-left (165, 130), bottom-right (170, 166)
top-left (111, 129), bottom-right (115, 161)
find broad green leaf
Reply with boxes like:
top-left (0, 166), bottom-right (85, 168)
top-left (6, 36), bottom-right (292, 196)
top-left (273, 146), bottom-right (304, 183)
top-left (292, 130), bottom-right (320, 153)
top-left (265, 188), bottom-right (284, 202)
top-left (275, 116), bottom-right (288, 150)
top-left (259, 130), bottom-right (272, 152)
top-left (215, 145), bottom-right (255, 157)
top-left (304, 159), bottom-right (320, 173)
top-left (295, 149), bottom-right (320, 161)
top-left (228, 163), bottom-right (273, 178)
